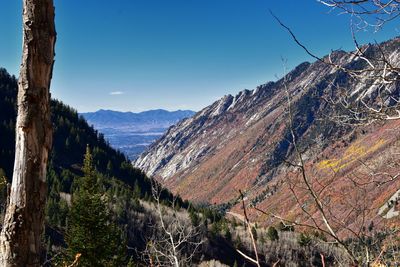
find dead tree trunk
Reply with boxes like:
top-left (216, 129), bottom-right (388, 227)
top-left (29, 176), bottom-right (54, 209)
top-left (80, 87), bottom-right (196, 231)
top-left (0, 0), bottom-right (56, 266)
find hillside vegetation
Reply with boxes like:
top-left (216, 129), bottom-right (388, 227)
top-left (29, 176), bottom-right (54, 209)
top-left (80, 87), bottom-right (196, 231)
top-left (0, 68), bottom-right (358, 266)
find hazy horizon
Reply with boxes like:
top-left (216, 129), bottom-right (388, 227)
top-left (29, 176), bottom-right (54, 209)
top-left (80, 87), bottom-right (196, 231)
top-left (80, 107), bottom-right (197, 113)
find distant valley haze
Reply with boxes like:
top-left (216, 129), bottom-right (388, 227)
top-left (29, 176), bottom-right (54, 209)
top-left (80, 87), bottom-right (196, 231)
top-left (81, 109), bottom-right (195, 160)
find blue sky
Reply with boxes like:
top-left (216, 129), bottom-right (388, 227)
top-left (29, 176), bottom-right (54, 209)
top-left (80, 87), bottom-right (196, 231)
top-left (0, 0), bottom-right (398, 112)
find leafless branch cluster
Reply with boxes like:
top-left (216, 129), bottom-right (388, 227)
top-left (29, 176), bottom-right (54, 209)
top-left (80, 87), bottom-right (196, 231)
top-left (143, 182), bottom-right (204, 267)
top-left (321, 70), bottom-right (400, 125)
top-left (271, 5), bottom-right (400, 124)
top-left (282, 70), bottom-right (358, 264)
top-left (318, 0), bottom-right (400, 30)
top-left (237, 192), bottom-right (340, 266)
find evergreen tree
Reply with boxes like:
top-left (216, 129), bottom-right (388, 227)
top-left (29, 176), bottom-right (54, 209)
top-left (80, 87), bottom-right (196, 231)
top-left (66, 146), bottom-right (126, 266)
top-left (81, 145), bottom-right (98, 193)
top-left (297, 233), bottom-right (312, 247)
top-left (267, 226), bottom-right (279, 241)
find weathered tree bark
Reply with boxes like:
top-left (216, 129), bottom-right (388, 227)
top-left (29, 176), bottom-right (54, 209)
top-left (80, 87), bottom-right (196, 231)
top-left (0, 0), bottom-right (56, 266)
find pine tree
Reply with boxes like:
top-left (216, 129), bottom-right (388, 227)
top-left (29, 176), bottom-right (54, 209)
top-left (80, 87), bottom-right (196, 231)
top-left (267, 226), bottom-right (279, 241)
top-left (66, 146), bottom-right (126, 266)
top-left (81, 145), bottom-right (98, 193)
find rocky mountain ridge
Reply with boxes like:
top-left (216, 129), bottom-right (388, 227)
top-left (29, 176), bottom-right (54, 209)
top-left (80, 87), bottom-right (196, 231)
top-left (134, 38), bottom-right (400, 227)
top-left (134, 55), bottom-right (341, 186)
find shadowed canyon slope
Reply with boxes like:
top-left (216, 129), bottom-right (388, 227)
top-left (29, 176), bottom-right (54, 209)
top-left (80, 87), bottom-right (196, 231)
top-left (134, 38), bottom-right (400, 226)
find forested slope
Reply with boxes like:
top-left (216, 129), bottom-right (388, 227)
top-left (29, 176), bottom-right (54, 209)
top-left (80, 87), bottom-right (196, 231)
top-left (0, 68), bottom-right (353, 266)
top-left (0, 68), bottom-right (188, 264)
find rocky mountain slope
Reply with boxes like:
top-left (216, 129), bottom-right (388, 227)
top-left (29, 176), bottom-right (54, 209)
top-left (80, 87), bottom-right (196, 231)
top-left (135, 38), bottom-right (400, 227)
top-left (81, 109), bottom-right (195, 159)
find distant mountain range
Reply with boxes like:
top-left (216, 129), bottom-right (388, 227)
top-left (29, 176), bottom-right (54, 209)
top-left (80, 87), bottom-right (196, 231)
top-left (81, 109), bottom-right (195, 159)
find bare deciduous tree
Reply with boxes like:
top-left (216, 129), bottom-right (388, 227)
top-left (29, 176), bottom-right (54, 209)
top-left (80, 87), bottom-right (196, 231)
top-left (0, 0), bottom-right (56, 266)
top-left (143, 182), bottom-right (204, 267)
